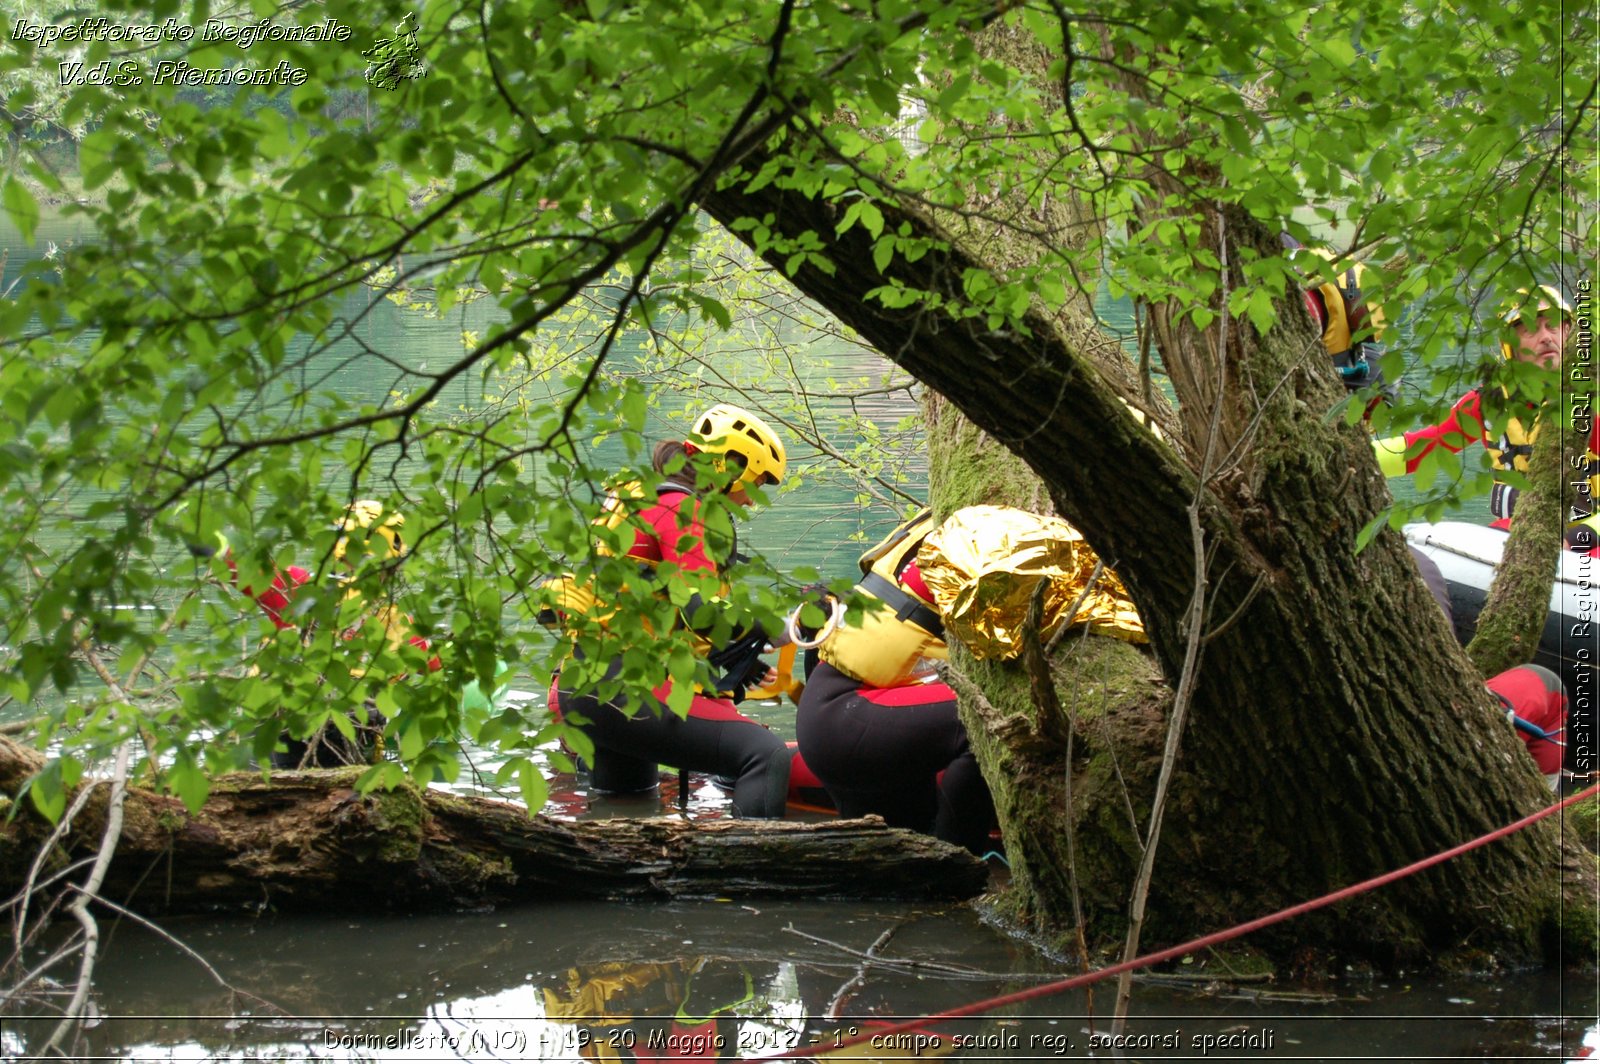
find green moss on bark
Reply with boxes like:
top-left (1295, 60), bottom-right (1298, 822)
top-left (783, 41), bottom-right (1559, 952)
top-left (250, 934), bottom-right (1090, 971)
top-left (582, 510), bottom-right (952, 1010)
top-left (1567, 794), bottom-right (1600, 844)
top-left (1467, 413), bottom-right (1575, 677)
top-left (366, 785), bottom-right (428, 863)
top-left (1552, 861), bottom-right (1600, 965)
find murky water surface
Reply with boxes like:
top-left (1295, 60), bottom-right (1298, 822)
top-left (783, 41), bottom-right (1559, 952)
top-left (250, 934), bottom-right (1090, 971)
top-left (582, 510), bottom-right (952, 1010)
top-left (3, 894), bottom-right (1595, 1061)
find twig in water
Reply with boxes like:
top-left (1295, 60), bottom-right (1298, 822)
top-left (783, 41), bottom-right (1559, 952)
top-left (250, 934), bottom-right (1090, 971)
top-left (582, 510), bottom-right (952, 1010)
top-left (785, 925), bottom-right (988, 976)
top-left (0, 934), bottom-right (86, 1012)
top-left (783, 926), bottom-right (1069, 983)
top-left (42, 740), bottom-right (132, 1055)
top-left (825, 925), bottom-right (899, 1019)
top-left (13, 785), bottom-right (99, 955)
top-left (72, 890), bottom-right (290, 1017)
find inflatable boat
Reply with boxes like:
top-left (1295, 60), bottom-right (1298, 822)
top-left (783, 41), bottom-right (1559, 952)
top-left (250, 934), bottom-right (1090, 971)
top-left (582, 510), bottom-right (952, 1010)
top-left (1404, 521), bottom-right (1596, 701)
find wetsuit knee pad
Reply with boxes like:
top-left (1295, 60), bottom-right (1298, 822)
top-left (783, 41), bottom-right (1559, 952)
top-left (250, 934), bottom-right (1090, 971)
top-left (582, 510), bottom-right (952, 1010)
top-left (721, 726), bottom-right (791, 818)
top-left (751, 743), bottom-right (794, 819)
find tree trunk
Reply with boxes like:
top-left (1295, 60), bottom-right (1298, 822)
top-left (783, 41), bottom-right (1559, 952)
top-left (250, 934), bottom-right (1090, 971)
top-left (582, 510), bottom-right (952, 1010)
top-left (699, 145), bottom-right (1595, 970)
top-left (921, 398), bottom-right (1172, 946)
top-left (1468, 414), bottom-right (1579, 677)
top-left (0, 738), bottom-right (986, 915)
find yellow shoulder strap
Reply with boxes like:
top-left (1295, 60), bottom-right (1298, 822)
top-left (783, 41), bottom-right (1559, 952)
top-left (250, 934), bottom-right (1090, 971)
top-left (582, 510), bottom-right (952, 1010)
top-left (856, 508), bottom-right (937, 579)
top-left (1318, 280), bottom-right (1352, 354)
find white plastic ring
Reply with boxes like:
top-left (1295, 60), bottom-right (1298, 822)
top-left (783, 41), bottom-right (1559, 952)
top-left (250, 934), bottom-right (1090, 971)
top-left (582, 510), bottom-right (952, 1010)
top-left (786, 596), bottom-right (845, 650)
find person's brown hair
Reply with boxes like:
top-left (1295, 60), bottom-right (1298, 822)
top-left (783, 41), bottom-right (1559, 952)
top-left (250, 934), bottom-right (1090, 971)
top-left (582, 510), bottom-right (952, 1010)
top-left (653, 440), bottom-right (698, 489)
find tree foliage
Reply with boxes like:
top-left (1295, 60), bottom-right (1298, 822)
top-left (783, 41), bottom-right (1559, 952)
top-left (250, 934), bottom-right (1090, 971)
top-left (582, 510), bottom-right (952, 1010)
top-left (0, 0), bottom-right (1590, 824)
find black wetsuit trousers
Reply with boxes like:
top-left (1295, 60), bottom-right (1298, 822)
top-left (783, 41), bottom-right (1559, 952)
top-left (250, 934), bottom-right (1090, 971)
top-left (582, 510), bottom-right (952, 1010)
top-left (558, 678), bottom-right (792, 819)
top-left (795, 662), bottom-right (996, 853)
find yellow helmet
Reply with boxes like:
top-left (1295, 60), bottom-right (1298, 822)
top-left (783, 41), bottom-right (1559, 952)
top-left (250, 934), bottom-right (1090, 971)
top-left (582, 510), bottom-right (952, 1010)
top-left (688, 404), bottom-right (787, 488)
top-left (334, 500), bottom-right (406, 561)
top-left (1499, 285), bottom-right (1573, 360)
top-left (1501, 284), bottom-right (1573, 327)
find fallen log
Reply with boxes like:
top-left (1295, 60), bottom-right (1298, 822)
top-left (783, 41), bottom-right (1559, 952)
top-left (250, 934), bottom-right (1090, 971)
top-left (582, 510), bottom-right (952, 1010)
top-left (0, 737), bottom-right (987, 914)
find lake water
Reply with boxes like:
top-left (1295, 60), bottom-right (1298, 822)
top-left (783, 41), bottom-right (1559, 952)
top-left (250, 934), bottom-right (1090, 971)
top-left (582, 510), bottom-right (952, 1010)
top-left (2, 897), bottom-right (1596, 1062)
top-left (0, 209), bottom-right (1588, 1062)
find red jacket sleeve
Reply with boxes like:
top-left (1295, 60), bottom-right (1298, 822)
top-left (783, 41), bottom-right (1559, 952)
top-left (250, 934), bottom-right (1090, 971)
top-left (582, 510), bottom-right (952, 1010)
top-left (1401, 389), bottom-right (1488, 473)
top-left (227, 555), bottom-right (313, 630)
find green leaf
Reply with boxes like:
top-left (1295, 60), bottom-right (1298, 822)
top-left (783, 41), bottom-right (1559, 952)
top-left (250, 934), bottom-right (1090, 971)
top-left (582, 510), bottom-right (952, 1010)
top-left (857, 202), bottom-right (884, 240)
top-left (666, 677), bottom-right (693, 719)
top-left (696, 295), bottom-right (731, 329)
top-left (397, 715), bottom-right (426, 760)
top-left (621, 387), bottom-right (648, 432)
top-left (3, 180), bottom-right (39, 245)
top-left (1245, 289), bottom-right (1276, 336)
top-left (1220, 116), bottom-right (1253, 156)
top-left (865, 78), bottom-right (902, 117)
top-left (872, 238), bottom-right (894, 274)
top-left (169, 758), bottom-right (212, 814)
top-left (1354, 515), bottom-right (1383, 553)
top-left (1321, 35), bottom-right (1358, 67)
top-left (357, 762), bottom-right (408, 792)
top-left (935, 73), bottom-right (972, 110)
top-left (517, 760), bottom-right (549, 813)
top-left (24, 762), bottom-right (66, 823)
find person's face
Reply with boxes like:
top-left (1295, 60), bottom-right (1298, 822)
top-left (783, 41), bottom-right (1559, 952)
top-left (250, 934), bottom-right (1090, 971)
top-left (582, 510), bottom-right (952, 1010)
top-left (1512, 308), bottom-right (1571, 369)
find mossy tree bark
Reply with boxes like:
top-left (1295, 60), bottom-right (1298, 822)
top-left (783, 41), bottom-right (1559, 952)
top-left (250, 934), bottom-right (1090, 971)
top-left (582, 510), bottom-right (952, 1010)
top-left (700, 143), bottom-right (1593, 969)
top-left (922, 391), bottom-right (1181, 953)
top-left (1467, 413), bottom-right (1581, 677)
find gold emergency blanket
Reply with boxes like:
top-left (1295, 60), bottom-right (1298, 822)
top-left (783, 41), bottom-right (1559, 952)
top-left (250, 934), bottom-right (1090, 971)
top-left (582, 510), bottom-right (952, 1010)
top-left (917, 505), bottom-right (1145, 658)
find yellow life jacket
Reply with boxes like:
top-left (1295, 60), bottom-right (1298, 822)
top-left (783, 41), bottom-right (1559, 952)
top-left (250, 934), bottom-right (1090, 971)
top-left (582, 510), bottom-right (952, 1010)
top-left (1307, 250), bottom-right (1386, 358)
top-left (540, 481), bottom-right (732, 627)
top-left (1485, 407), bottom-right (1536, 473)
top-left (363, 600), bottom-right (414, 653)
top-left (1485, 410), bottom-right (1600, 523)
top-left (327, 598), bottom-right (429, 724)
top-left (536, 483), bottom-right (646, 633)
top-left (1372, 412), bottom-right (1533, 486)
top-left (817, 509), bottom-right (949, 688)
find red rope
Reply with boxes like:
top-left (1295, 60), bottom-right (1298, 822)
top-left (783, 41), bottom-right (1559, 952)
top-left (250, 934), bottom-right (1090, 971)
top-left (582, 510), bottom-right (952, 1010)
top-left (756, 782), bottom-right (1600, 1062)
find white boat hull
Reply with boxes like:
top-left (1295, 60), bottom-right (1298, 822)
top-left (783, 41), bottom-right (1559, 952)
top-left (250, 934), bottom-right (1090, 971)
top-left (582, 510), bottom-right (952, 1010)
top-left (1404, 522), bottom-right (1596, 712)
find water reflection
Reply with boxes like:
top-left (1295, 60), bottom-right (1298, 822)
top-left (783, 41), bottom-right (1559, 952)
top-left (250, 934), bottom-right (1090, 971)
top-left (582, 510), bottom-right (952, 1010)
top-left (2, 899), bottom-right (1594, 1061)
